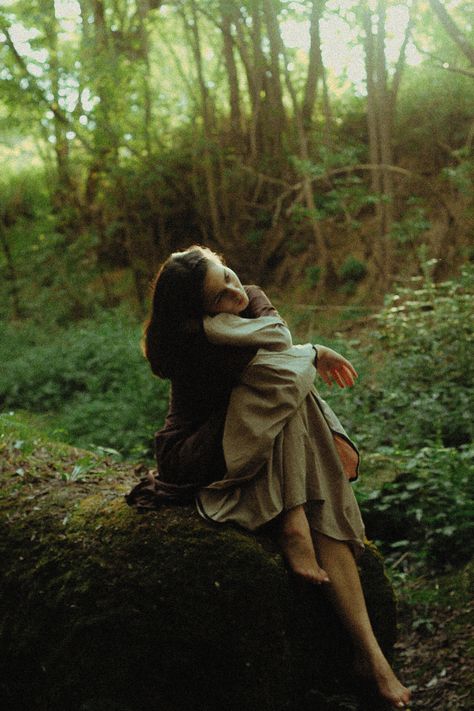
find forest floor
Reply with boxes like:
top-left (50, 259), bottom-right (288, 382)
top-left (393, 563), bottom-right (473, 711)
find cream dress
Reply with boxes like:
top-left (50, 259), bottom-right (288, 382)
top-left (195, 313), bottom-right (365, 556)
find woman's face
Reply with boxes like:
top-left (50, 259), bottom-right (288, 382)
top-left (203, 260), bottom-right (249, 315)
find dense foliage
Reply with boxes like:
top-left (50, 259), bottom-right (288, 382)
top-left (359, 446), bottom-right (474, 572)
top-left (315, 263), bottom-right (474, 572)
top-left (0, 308), bottom-right (168, 458)
top-left (321, 263), bottom-right (474, 452)
top-left (1, 263), bottom-right (472, 468)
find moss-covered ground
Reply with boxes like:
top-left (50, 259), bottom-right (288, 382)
top-left (2, 412), bottom-right (472, 710)
top-left (0, 412), bottom-right (400, 711)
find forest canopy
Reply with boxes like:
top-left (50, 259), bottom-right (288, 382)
top-left (0, 0), bottom-right (473, 324)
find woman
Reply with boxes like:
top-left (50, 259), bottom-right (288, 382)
top-left (126, 245), bottom-right (411, 710)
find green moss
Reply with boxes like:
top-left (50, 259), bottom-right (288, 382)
top-left (0, 425), bottom-right (397, 711)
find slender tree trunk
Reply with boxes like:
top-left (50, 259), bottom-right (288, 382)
top-left (303, 0), bottom-right (333, 147)
top-left (233, 9), bottom-right (262, 160)
top-left (44, 0), bottom-right (76, 213)
top-left (0, 220), bottom-right (22, 319)
top-left (376, 0), bottom-right (394, 279)
top-left (361, 1), bottom-right (413, 283)
top-left (263, 4), bottom-right (333, 286)
top-left (321, 59), bottom-right (333, 148)
top-left (136, 1), bottom-right (153, 159)
top-left (262, 0), bottom-right (286, 157)
top-left (186, 1), bottom-right (223, 246)
top-left (428, 0), bottom-right (474, 65)
top-left (362, 4), bottom-right (390, 281)
top-left (302, 0), bottom-right (323, 130)
top-left (79, 0), bottom-right (120, 205)
top-left (220, 1), bottom-right (243, 145)
top-left (250, 0), bottom-right (268, 158)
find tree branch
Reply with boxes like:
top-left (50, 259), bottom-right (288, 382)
top-left (0, 23), bottom-right (95, 153)
top-left (428, 0), bottom-right (474, 66)
top-left (412, 39), bottom-right (474, 79)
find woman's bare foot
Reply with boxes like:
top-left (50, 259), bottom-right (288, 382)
top-left (354, 648), bottom-right (411, 709)
top-left (279, 506), bottom-right (330, 584)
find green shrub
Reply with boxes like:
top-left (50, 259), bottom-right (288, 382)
top-left (305, 265), bottom-right (321, 289)
top-left (322, 264), bottom-right (474, 452)
top-left (0, 308), bottom-right (169, 459)
top-left (389, 198), bottom-right (431, 245)
top-left (359, 446), bottom-right (474, 571)
top-left (339, 256), bottom-right (367, 283)
top-left (372, 263), bottom-right (473, 448)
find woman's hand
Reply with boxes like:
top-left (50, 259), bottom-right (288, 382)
top-left (315, 345), bottom-right (358, 388)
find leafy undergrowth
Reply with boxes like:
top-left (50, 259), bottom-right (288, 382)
top-left (355, 444), bottom-right (474, 710)
top-left (357, 446), bottom-right (474, 573)
top-left (394, 563), bottom-right (473, 710)
top-left (0, 411), bottom-right (136, 492)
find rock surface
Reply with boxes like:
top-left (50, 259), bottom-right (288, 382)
top-left (0, 437), bottom-right (397, 711)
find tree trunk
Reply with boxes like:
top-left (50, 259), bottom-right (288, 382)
top-left (262, 0), bottom-right (286, 157)
top-left (220, 1), bottom-right (243, 145)
top-left (185, 1), bottom-right (223, 247)
top-left (302, 0), bottom-right (324, 130)
top-left (233, 8), bottom-right (263, 160)
top-left (0, 220), bottom-right (22, 319)
top-left (375, 0), bottom-right (394, 280)
top-left (361, 2), bottom-right (402, 284)
top-left (136, 0), bottom-right (153, 159)
top-left (362, 0), bottom-right (413, 284)
top-left (43, 0), bottom-right (78, 216)
top-left (268, 7), bottom-right (333, 286)
top-left (250, 0), bottom-right (269, 159)
top-left (78, 0), bottom-right (120, 204)
top-left (428, 0), bottom-right (474, 66)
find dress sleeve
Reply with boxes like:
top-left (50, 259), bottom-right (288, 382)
top-left (203, 313), bottom-right (292, 351)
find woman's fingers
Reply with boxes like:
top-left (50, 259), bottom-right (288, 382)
top-left (341, 364), bottom-right (357, 386)
top-left (328, 364), bottom-right (357, 388)
top-left (345, 360), bottom-right (358, 379)
top-left (320, 370), bottom-right (333, 387)
top-left (332, 369), bottom-right (345, 388)
top-left (316, 350), bottom-right (358, 388)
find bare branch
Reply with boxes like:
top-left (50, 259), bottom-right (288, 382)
top-left (412, 39), bottom-right (474, 78)
top-left (428, 0), bottom-right (474, 66)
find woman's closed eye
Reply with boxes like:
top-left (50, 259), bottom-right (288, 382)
top-left (214, 271), bottom-right (231, 303)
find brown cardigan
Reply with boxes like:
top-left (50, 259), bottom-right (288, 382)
top-left (125, 285), bottom-right (280, 509)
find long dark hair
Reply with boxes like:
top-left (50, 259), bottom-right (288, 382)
top-left (143, 245), bottom-right (223, 378)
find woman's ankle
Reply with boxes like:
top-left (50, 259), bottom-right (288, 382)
top-left (280, 505), bottom-right (308, 535)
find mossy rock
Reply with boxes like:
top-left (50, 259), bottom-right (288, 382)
top-left (0, 432), bottom-right (397, 711)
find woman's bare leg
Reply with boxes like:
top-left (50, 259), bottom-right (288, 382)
top-left (312, 531), bottom-right (411, 709)
top-left (279, 505), bottom-right (330, 584)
